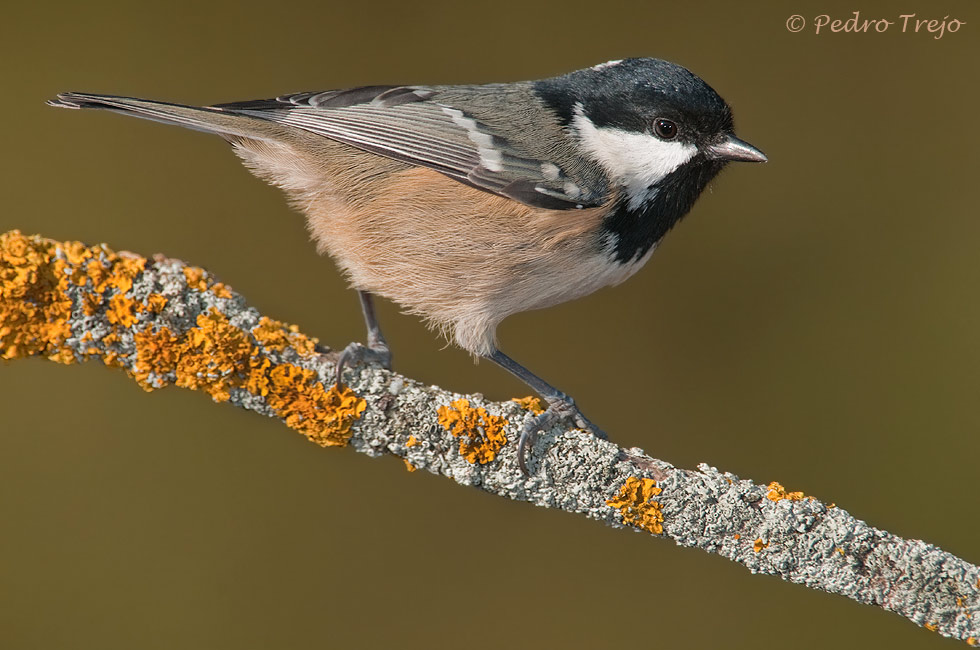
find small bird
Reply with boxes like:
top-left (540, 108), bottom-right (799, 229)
top-left (49, 58), bottom-right (766, 473)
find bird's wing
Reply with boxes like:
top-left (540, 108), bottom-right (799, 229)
top-left (213, 86), bottom-right (604, 210)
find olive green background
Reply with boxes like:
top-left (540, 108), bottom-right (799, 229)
top-left (2, 1), bottom-right (977, 647)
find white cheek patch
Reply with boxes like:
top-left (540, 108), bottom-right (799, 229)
top-left (572, 107), bottom-right (698, 209)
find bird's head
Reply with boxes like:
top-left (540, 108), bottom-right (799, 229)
top-left (535, 57), bottom-right (766, 211)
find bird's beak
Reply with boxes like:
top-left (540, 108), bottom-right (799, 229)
top-left (705, 135), bottom-right (768, 163)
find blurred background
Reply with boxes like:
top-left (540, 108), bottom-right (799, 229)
top-left (2, 0), bottom-right (977, 647)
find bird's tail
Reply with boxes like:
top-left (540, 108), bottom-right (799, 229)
top-left (47, 92), bottom-right (280, 142)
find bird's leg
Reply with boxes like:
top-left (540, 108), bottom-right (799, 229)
top-left (485, 349), bottom-right (607, 475)
top-left (334, 291), bottom-right (392, 386)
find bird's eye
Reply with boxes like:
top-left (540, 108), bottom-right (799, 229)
top-left (653, 119), bottom-right (678, 140)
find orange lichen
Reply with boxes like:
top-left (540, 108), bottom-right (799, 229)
top-left (131, 327), bottom-right (180, 389)
top-left (211, 282), bottom-right (233, 299)
top-left (2, 231), bottom-right (370, 450)
top-left (128, 311), bottom-right (364, 445)
top-left (0, 232), bottom-right (157, 365)
top-left (144, 293), bottom-right (168, 313)
top-left (105, 293), bottom-right (139, 328)
top-left (174, 309), bottom-right (254, 401)
top-left (81, 258), bottom-right (107, 289)
top-left (403, 459), bottom-right (416, 472)
top-left (512, 395), bottom-right (545, 415)
top-left (753, 538), bottom-right (769, 552)
top-left (182, 266), bottom-right (208, 291)
top-left (0, 231), bottom-right (75, 363)
top-left (287, 328), bottom-right (318, 356)
top-left (108, 256), bottom-right (146, 295)
top-left (130, 308), bottom-right (364, 445)
top-left (924, 622), bottom-right (938, 632)
top-left (406, 435), bottom-right (418, 447)
top-left (182, 266), bottom-right (234, 299)
top-left (766, 481), bottom-right (806, 502)
top-left (252, 316), bottom-right (317, 356)
top-left (82, 292), bottom-right (103, 316)
top-left (77, 252), bottom-right (144, 296)
top-left (606, 477), bottom-right (665, 535)
top-left (437, 398), bottom-right (508, 464)
top-left (265, 370), bottom-right (366, 446)
top-left (836, 547), bottom-right (845, 556)
top-left (242, 355), bottom-right (272, 396)
top-left (967, 637), bottom-right (976, 646)
top-left (734, 534), bottom-right (741, 540)
top-left (60, 239), bottom-right (92, 266)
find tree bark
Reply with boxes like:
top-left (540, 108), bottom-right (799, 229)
top-left (1, 230), bottom-right (977, 644)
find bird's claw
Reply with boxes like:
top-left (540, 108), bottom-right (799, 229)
top-left (333, 341), bottom-right (392, 387)
top-left (516, 396), bottom-right (606, 475)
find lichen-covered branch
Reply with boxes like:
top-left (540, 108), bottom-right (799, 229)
top-left (2, 230), bottom-right (978, 644)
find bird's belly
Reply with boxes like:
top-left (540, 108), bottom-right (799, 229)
top-left (499, 243), bottom-right (654, 314)
top-left (304, 166), bottom-right (627, 354)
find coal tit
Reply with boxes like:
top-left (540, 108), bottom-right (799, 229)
top-left (49, 58), bottom-right (766, 473)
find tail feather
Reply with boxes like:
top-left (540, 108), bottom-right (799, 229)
top-left (47, 92), bottom-right (279, 141)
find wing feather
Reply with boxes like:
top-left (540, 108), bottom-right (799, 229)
top-left (213, 86), bottom-right (602, 209)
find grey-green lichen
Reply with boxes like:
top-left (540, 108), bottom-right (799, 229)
top-left (3, 230), bottom-right (977, 644)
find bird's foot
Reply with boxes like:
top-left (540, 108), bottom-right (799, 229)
top-left (333, 341), bottom-right (392, 387)
top-left (517, 395), bottom-right (606, 475)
